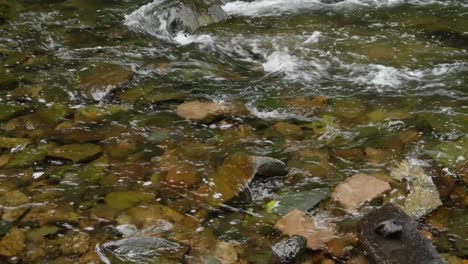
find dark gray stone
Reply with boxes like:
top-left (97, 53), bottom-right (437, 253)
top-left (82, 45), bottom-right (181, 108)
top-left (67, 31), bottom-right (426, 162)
top-left (253, 156), bottom-right (288, 177)
top-left (272, 236), bottom-right (306, 263)
top-left (102, 237), bottom-right (187, 263)
top-left (358, 204), bottom-right (443, 264)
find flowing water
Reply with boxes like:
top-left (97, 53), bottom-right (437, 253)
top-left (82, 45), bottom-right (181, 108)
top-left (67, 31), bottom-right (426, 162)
top-left (0, 0), bottom-right (467, 263)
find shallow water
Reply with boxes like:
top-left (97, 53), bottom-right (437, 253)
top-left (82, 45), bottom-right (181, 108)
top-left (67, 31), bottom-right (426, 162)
top-left (0, 0), bottom-right (467, 263)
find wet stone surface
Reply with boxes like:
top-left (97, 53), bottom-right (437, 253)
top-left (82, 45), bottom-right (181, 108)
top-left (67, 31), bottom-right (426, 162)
top-left (0, 0), bottom-right (466, 262)
top-left (359, 204), bottom-right (443, 264)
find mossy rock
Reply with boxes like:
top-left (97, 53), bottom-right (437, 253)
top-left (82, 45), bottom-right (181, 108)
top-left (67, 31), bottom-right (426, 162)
top-left (0, 3), bottom-right (14, 24)
top-left (77, 163), bottom-right (107, 184)
top-left (0, 136), bottom-right (31, 149)
top-left (48, 143), bottom-right (102, 162)
top-left (3, 52), bottom-right (29, 67)
top-left (0, 68), bottom-right (18, 90)
top-left (5, 142), bottom-right (57, 168)
top-left (105, 191), bottom-right (154, 210)
top-left (0, 104), bottom-right (25, 121)
top-left (428, 137), bottom-right (468, 170)
top-left (78, 63), bottom-right (134, 101)
top-left (331, 98), bottom-right (367, 119)
top-left (27, 226), bottom-right (61, 243)
top-left (9, 86), bottom-right (43, 100)
top-left (75, 104), bottom-right (128, 122)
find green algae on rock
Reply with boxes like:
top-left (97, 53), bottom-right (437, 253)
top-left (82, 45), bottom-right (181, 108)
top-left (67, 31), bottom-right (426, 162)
top-left (105, 191), bottom-right (154, 210)
top-left (78, 63), bottom-right (134, 101)
top-left (0, 104), bottom-right (25, 121)
top-left (0, 190), bottom-right (29, 222)
top-left (390, 160), bottom-right (442, 218)
top-left (428, 137), bottom-right (468, 170)
top-left (0, 228), bottom-right (25, 257)
top-left (48, 143), bottom-right (102, 163)
top-left (0, 136), bottom-right (31, 149)
top-left (5, 142), bottom-right (57, 168)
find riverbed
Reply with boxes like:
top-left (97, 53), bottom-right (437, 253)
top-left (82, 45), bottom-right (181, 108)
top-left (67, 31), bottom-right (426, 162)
top-left (0, 0), bottom-right (467, 263)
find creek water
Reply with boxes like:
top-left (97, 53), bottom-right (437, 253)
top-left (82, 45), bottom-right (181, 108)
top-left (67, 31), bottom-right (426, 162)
top-left (0, 0), bottom-right (467, 263)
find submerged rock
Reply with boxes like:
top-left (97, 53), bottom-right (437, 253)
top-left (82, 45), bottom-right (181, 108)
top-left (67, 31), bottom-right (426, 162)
top-left (78, 63), bottom-right (134, 101)
top-left (273, 122), bottom-right (304, 139)
top-left (102, 237), bottom-right (187, 263)
top-left (427, 137), bottom-right (467, 170)
top-left (274, 209), bottom-right (335, 250)
top-left (268, 189), bottom-right (330, 215)
top-left (125, 0), bottom-right (229, 38)
top-left (0, 136), bottom-right (31, 149)
top-left (214, 241), bottom-right (247, 264)
top-left (331, 173), bottom-right (391, 211)
top-left (202, 152), bottom-right (288, 205)
top-left (48, 143), bottom-right (102, 163)
top-left (55, 231), bottom-right (90, 255)
top-left (0, 104), bottom-right (25, 121)
top-left (390, 160), bottom-right (442, 218)
top-left (0, 190), bottom-right (29, 221)
top-left (176, 101), bottom-right (225, 123)
top-left (252, 156), bottom-right (288, 178)
top-left (5, 142), bottom-right (57, 168)
top-left (358, 204), bottom-right (442, 264)
top-left (105, 191), bottom-right (154, 210)
top-left (272, 236), bottom-right (307, 263)
top-left (0, 228), bottom-right (25, 257)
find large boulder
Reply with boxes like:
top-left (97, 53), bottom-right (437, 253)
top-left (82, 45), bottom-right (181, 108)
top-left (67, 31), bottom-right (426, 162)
top-left (358, 204), bottom-right (443, 264)
top-left (125, 0), bottom-right (229, 38)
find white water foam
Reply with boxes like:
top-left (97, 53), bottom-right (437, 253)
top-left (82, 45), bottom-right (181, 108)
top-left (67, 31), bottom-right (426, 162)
top-left (348, 62), bottom-right (468, 91)
top-left (262, 50), bottom-right (329, 81)
top-left (124, 0), bottom-right (175, 40)
top-left (173, 32), bottom-right (215, 46)
top-left (246, 103), bottom-right (316, 121)
top-left (222, 0), bottom-right (452, 16)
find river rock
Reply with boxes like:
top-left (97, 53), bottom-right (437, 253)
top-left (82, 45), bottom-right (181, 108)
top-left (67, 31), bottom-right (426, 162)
top-left (105, 191), bottom-right (154, 210)
top-left (358, 204), bottom-right (443, 264)
top-left (5, 142), bottom-right (57, 168)
top-left (176, 101), bottom-right (225, 123)
top-left (0, 68), bottom-right (17, 90)
top-left (0, 190), bottom-right (29, 221)
top-left (272, 236), bottom-right (307, 263)
top-left (125, 0), bottom-right (229, 37)
top-left (332, 174), bottom-right (391, 211)
top-left (56, 231), bottom-right (90, 255)
top-left (48, 143), bottom-right (102, 163)
top-left (427, 137), bottom-right (467, 170)
top-left (288, 149), bottom-right (331, 178)
top-left (273, 122), bottom-right (304, 139)
top-left (102, 237), bottom-right (187, 263)
top-left (0, 104), bottom-right (25, 121)
top-left (268, 188), bottom-right (330, 215)
top-left (214, 241), bottom-right (247, 264)
top-left (79, 63), bottom-right (134, 101)
top-left (0, 136), bottom-right (31, 149)
top-left (121, 204), bottom-right (185, 228)
top-left (252, 156), bottom-right (288, 177)
top-left (274, 209), bottom-right (335, 250)
top-left (202, 152), bottom-right (288, 205)
top-left (390, 160), bottom-right (442, 218)
top-left (0, 3), bottom-right (14, 24)
top-left (75, 104), bottom-right (128, 123)
top-left (0, 228), bottom-right (25, 257)
top-left (21, 204), bottom-right (78, 225)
